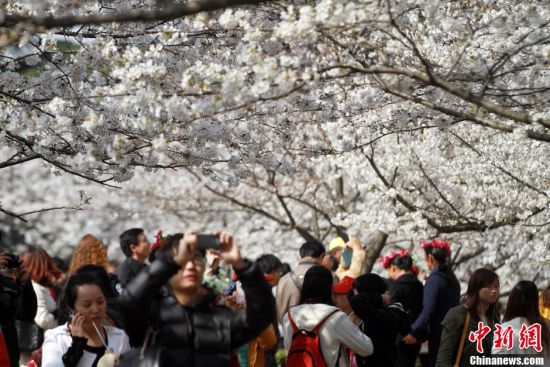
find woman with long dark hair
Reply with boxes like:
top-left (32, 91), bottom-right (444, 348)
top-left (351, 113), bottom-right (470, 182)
top-left (402, 240), bottom-right (460, 367)
top-left (282, 265), bottom-right (373, 367)
top-left (382, 250), bottom-right (423, 367)
top-left (437, 268), bottom-right (500, 366)
top-left (492, 280), bottom-right (550, 355)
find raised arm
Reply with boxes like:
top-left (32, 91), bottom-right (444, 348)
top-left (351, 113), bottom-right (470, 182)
top-left (118, 257), bottom-right (179, 346)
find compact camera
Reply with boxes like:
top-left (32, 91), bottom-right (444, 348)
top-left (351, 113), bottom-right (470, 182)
top-left (197, 234), bottom-right (221, 250)
top-left (5, 254), bottom-right (21, 269)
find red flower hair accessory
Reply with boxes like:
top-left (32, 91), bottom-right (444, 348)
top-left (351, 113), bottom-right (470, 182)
top-left (421, 239), bottom-right (451, 256)
top-left (151, 230), bottom-right (166, 251)
top-left (380, 249), bottom-right (413, 269)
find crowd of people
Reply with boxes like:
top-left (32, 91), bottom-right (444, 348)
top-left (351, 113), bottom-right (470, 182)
top-left (1, 229), bottom-right (549, 367)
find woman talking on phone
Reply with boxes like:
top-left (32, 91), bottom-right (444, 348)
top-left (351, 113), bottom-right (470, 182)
top-left (118, 230), bottom-right (276, 367)
top-left (41, 273), bottom-right (130, 367)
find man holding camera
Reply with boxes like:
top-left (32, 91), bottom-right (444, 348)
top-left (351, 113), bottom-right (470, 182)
top-left (0, 252), bottom-right (37, 367)
top-left (118, 230), bottom-right (275, 366)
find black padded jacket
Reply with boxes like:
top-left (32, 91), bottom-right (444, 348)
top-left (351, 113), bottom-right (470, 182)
top-left (118, 257), bottom-right (276, 367)
top-left (389, 273), bottom-right (424, 323)
top-left (0, 276), bottom-right (37, 367)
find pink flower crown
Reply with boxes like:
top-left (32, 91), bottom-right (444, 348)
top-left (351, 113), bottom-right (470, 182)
top-left (421, 239), bottom-right (451, 256)
top-left (380, 249), bottom-right (419, 275)
top-left (151, 229), bottom-right (166, 252)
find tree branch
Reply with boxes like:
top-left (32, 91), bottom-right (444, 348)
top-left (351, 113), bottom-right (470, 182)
top-left (414, 153), bottom-right (465, 219)
top-left (0, 206), bottom-right (28, 222)
top-left (4, 130), bottom-right (121, 188)
top-left (275, 193), bottom-right (318, 243)
top-left (0, 154), bottom-right (41, 169)
top-left (321, 65), bottom-right (550, 131)
top-left (448, 131), bottom-right (548, 198)
top-left (453, 247), bottom-right (486, 268)
top-left (0, 89), bottom-right (56, 117)
top-left (379, 83), bottom-right (550, 142)
top-left (1, 0), bottom-right (270, 29)
top-left (0, 193), bottom-right (91, 222)
top-left (363, 149), bottom-right (546, 234)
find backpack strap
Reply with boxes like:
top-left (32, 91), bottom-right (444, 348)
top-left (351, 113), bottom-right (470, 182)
top-left (288, 309), bottom-right (339, 334)
top-left (454, 305), bottom-right (471, 367)
top-left (311, 310), bottom-right (339, 334)
top-left (288, 308), bottom-right (300, 333)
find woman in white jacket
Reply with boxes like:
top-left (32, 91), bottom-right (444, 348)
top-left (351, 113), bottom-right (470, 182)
top-left (42, 272), bottom-right (130, 367)
top-left (283, 265), bottom-right (373, 367)
top-left (21, 247), bottom-right (64, 331)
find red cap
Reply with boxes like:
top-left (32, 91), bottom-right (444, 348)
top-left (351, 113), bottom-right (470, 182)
top-left (332, 276), bottom-right (355, 295)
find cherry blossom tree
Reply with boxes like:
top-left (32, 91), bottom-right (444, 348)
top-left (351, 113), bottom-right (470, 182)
top-left (1, 0), bottom-right (548, 289)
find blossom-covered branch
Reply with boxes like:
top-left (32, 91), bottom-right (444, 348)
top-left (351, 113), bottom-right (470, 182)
top-left (0, 193), bottom-right (91, 223)
top-left (363, 149), bottom-right (546, 234)
top-left (0, 0), bottom-right (270, 29)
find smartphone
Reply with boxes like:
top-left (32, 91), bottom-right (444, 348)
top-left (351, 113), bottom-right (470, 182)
top-left (223, 281), bottom-right (237, 297)
top-left (197, 234), bottom-right (221, 249)
top-left (342, 246), bottom-right (353, 267)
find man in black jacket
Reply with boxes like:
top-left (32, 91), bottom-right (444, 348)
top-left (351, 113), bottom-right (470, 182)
top-left (115, 228), bottom-right (151, 290)
top-left (118, 230), bottom-right (276, 367)
top-left (0, 252), bottom-right (37, 367)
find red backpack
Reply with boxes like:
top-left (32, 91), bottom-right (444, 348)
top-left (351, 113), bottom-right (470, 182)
top-left (285, 309), bottom-right (339, 367)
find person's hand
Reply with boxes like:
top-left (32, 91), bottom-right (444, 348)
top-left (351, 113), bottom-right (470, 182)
top-left (225, 293), bottom-right (245, 311)
top-left (69, 313), bottom-right (87, 338)
top-left (173, 230), bottom-right (198, 266)
top-left (349, 312), bottom-right (361, 325)
top-left (53, 273), bottom-right (67, 287)
top-left (403, 333), bottom-right (418, 345)
top-left (347, 236), bottom-right (361, 251)
top-left (214, 232), bottom-right (246, 270)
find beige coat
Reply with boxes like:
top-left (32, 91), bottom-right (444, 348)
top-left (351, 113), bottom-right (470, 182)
top-left (335, 248), bottom-right (367, 280)
top-left (276, 259), bottom-right (340, 323)
top-left (275, 259), bottom-right (318, 323)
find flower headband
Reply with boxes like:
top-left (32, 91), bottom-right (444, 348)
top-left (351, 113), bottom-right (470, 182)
top-left (380, 249), bottom-right (419, 275)
top-left (421, 239), bottom-right (451, 256)
top-left (151, 230), bottom-right (166, 252)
